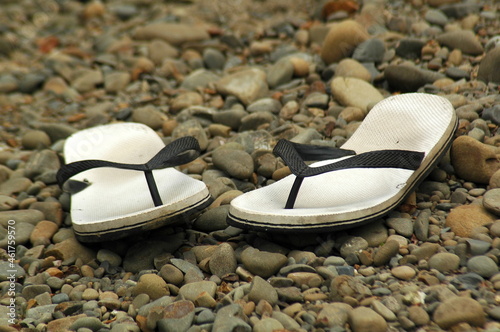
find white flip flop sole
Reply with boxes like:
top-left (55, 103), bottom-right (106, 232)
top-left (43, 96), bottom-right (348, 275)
top-left (228, 93), bottom-right (457, 232)
top-left (62, 123), bottom-right (211, 242)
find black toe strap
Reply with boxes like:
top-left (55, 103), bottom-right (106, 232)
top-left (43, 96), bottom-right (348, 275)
top-left (57, 136), bottom-right (201, 207)
top-left (273, 139), bottom-right (425, 209)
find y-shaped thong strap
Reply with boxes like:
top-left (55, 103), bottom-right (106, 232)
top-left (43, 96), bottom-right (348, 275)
top-left (56, 136), bottom-right (201, 207)
top-left (273, 139), bottom-right (425, 209)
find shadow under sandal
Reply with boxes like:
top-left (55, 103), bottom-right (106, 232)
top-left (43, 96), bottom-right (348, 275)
top-left (57, 123), bottom-right (212, 242)
top-left (227, 93), bottom-right (458, 232)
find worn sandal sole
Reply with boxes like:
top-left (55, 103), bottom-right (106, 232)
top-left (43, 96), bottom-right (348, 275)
top-left (227, 93), bottom-right (457, 232)
top-left (62, 123), bottom-right (211, 242)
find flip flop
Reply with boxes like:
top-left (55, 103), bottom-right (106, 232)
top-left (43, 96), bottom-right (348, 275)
top-left (57, 122), bottom-right (212, 242)
top-left (227, 93), bottom-right (457, 232)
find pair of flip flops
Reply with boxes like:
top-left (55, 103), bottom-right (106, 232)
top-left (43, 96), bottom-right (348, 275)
top-left (57, 93), bottom-right (457, 242)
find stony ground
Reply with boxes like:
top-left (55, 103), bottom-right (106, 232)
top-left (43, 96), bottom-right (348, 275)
top-left (0, 0), bottom-right (500, 331)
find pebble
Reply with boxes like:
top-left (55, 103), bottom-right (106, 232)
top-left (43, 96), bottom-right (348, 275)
top-left (466, 239), bottom-right (491, 256)
top-left (267, 58), bottom-right (294, 88)
top-left (131, 105), bottom-right (166, 130)
top-left (181, 69), bottom-right (220, 90)
top-left (289, 57), bottom-right (310, 77)
top-left (287, 272), bottom-right (323, 288)
top-left (317, 303), bottom-right (352, 327)
top-left (212, 304), bottom-right (251, 332)
top-left (352, 38), bottom-right (385, 63)
top-left (373, 240), bottom-right (400, 266)
top-left (0, 261), bottom-right (25, 281)
top-left (30, 201), bottom-right (63, 225)
top-left (478, 47), bottom-right (500, 84)
top-left (170, 92), bottom-right (203, 113)
top-left (209, 243), bottom-right (237, 277)
top-left (81, 288), bottom-right (99, 301)
top-left (408, 305), bottom-right (430, 326)
top-left (104, 71), bottom-right (130, 93)
top-left (372, 300), bottom-right (397, 321)
top-left (97, 249), bottom-right (122, 267)
top-left (203, 48), bottom-right (225, 70)
top-left (0, 195), bottom-right (18, 211)
top-left (356, 221), bottom-right (388, 247)
top-left (178, 281), bottom-right (216, 302)
top-left (22, 130), bottom-right (51, 150)
top-left (321, 20), bottom-right (369, 65)
top-left (0, 177), bottom-right (32, 196)
top-left (123, 238), bottom-right (183, 273)
top-left (156, 301), bottom-right (195, 332)
top-left (44, 237), bottom-right (96, 264)
top-left (384, 64), bottom-right (444, 92)
top-left (428, 253), bottom-right (460, 273)
top-left (425, 9), bottom-right (449, 26)
top-left (391, 266), bottom-right (416, 280)
top-left (335, 59), bottom-right (372, 82)
top-left (239, 111), bottom-right (274, 131)
top-left (72, 69), bottom-right (103, 93)
top-left (414, 209), bottom-right (430, 241)
top-left (433, 297), bottom-right (485, 329)
top-left (330, 77), bottom-right (383, 112)
top-left (483, 189), bottom-right (500, 216)
top-left (467, 256), bottom-right (499, 278)
top-left (253, 317), bottom-right (284, 332)
top-left (348, 306), bottom-right (388, 332)
top-left (172, 119), bottom-right (209, 150)
top-left (69, 317), bottom-right (106, 331)
top-left (133, 274), bottom-right (169, 300)
top-left (386, 218), bottom-right (414, 237)
top-left (248, 276), bottom-right (279, 306)
top-left (212, 148), bottom-right (254, 180)
top-left (436, 30), bottom-right (484, 55)
top-left (446, 205), bottom-right (496, 237)
top-left (247, 98), bottom-right (282, 114)
top-left (215, 68), bottom-right (268, 106)
top-left (451, 136), bottom-right (500, 184)
top-left (240, 247), bottom-right (288, 278)
top-left (339, 236), bottom-right (369, 258)
top-left (396, 38), bottom-right (426, 59)
top-left (29, 220), bottom-right (58, 246)
top-left (133, 23), bottom-right (209, 45)
top-left (158, 264), bottom-right (183, 286)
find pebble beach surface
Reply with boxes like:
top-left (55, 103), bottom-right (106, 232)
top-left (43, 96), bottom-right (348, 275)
top-left (1, 0), bottom-right (500, 331)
